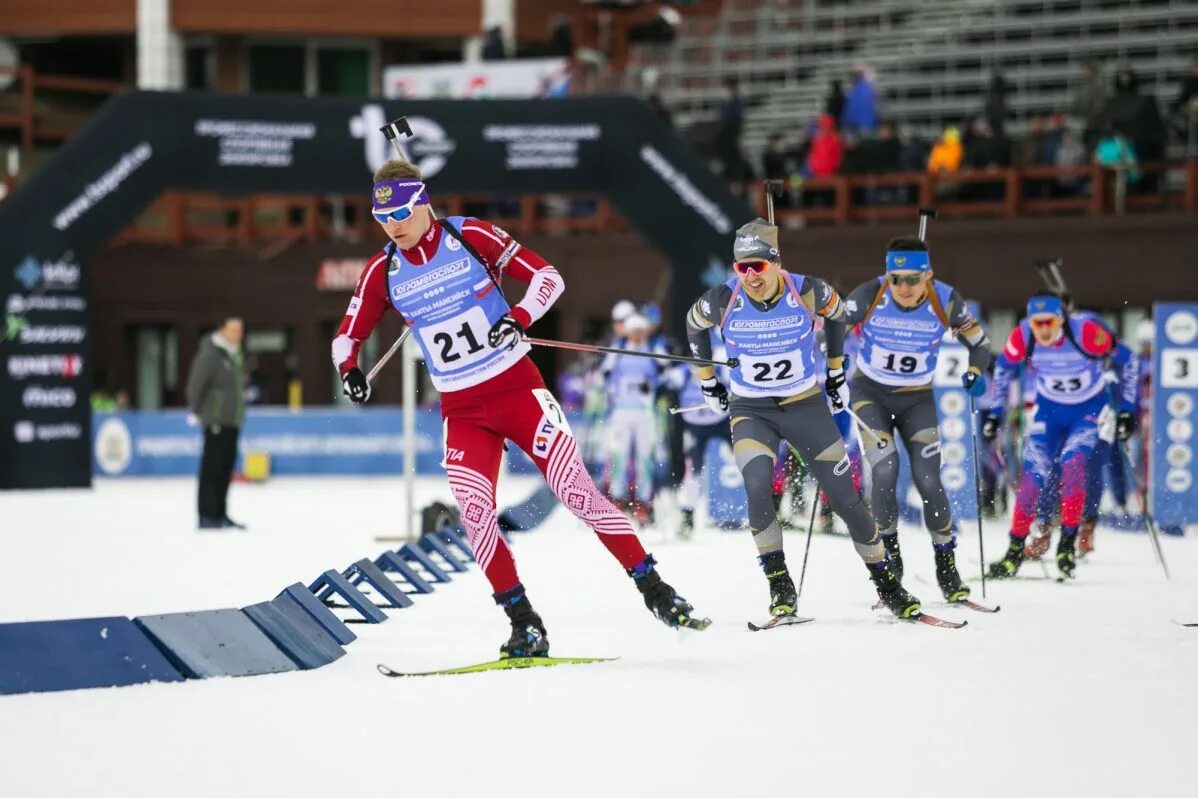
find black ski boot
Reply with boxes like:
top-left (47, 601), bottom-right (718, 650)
top-left (628, 555), bottom-right (709, 630)
top-left (987, 535), bottom-right (1025, 579)
top-left (494, 584), bottom-right (550, 659)
top-left (867, 559), bottom-right (921, 619)
top-left (759, 550), bottom-right (797, 617)
top-left (934, 539), bottom-right (970, 602)
top-left (679, 509), bottom-right (695, 540)
top-left (882, 532), bottom-right (903, 581)
top-left (1057, 527), bottom-right (1078, 579)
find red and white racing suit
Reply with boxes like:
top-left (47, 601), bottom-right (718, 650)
top-left (332, 219), bottom-right (646, 595)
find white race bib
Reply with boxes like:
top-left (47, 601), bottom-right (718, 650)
top-left (737, 352), bottom-right (806, 387)
top-left (1039, 371), bottom-right (1094, 399)
top-left (868, 345), bottom-right (931, 377)
top-left (417, 306), bottom-right (493, 371)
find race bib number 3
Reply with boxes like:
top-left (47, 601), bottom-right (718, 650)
top-left (738, 353), bottom-right (804, 386)
top-left (417, 306), bottom-right (492, 371)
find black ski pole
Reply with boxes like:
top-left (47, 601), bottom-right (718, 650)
top-left (967, 393), bottom-right (988, 599)
top-left (1118, 440), bottom-right (1171, 580)
top-left (523, 336), bottom-right (738, 369)
top-left (795, 478), bottom-right (821, 608)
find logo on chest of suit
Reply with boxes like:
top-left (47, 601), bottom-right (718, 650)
top-left (785, 292), bottom-right (799, 309)
top-left (733, 294), bottom-right (745, 313)
top-left (444, 234), bottom-right (462, 252)
top-left (388, 256), bottom-right (401, 276)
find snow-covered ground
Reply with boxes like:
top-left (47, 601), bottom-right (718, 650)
top-left (2, 477), bottom-right (1196, 798)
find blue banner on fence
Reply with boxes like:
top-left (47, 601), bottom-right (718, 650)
top-left (1151, 302), bottom-right (1198, 528)
top-left (91, 408), bottom-right (546, 477)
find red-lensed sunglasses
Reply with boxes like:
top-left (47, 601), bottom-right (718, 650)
top-left (1029, 315), bottom-right (1061, 329)
top-left (733, 259), bottom-right (772, 276)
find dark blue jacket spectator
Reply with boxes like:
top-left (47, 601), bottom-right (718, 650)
top-left (842, 67), bottom-right (878, 133)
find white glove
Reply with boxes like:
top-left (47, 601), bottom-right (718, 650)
top-left (700, 377), bottom-right (729, 414)
top-left (186, 413), bottom-right (200, 427)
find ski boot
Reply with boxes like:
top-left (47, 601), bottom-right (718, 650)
top-left (628, 555), bottom-right (709, 630)
top-left (759, 550), bottom-right (797, 617)
top-left (679, 508), bottom-right (695, 541)
top-left (495, 584), bottom-right (550, 659)
top-left (882, 532), bottom-right (903, 581)
top-left (934, 539), bottom-right (971, 602)
top-left (1057, 528), bottom-right (1078, 579)
top-left (1078, 519), bottom-right (1096, 558)
top-left (1024, 521), bottom-right (1052, 559)
top-left (867, 559), bottom-right (921, 619)
top-left (988, 535), bottom-right (1026, 579)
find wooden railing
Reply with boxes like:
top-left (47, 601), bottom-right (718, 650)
top-left (0, 65), bottom-right (126, 151)
top-left (746, 160), bottom-right (1198, 225)
top-left (112, 192), bottom-right (627, 247)
top-left (110, 160), bottom-right (1198, 247)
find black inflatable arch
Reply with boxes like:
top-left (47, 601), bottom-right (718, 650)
top-left (0, 91), bottom-right (750, 488)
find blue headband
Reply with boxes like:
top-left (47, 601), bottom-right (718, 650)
top-left (1027, 295), bottom-right (1064, 318)
top-left (885, 251), bottom-right (931, 272)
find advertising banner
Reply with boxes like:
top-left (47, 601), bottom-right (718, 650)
top-left (91, 408), bottom-right (559, 478)
top-left (1151, 302), bottom-right (1198, 529)
top-left (383, 58), bottom-right (570, 100)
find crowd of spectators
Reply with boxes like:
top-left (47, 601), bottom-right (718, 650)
top-left (748, 57), bottom-right (1198, 205)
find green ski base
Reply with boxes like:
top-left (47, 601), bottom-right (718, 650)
top-left (377, 656), bottom-right (618, 678)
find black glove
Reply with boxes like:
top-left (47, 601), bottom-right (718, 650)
top-left (1116, 411), bottom-right (1136, 441)
top-left (488, 314), bottom-right (524, 350)
top-left (962, 368), bottom-right (987, 397)
top-left (342, 367), bottom-right (371, 404)
top-left (981, 413), bottom-right (1000, 441)
top-left (640, 381), bottom-right (653, 395)
top-left (700, 377), bottom-right (728, 414)
top-left (825, 366), bottom-right (847, 411)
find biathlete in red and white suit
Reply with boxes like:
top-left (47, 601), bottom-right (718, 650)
top-left (331, 159), bottom-right (708, 658)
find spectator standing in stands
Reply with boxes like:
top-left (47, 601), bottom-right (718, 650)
top-left (1071, 61), bottom-right (1109, 149)
top-left (927, 126), bottom-right (963, 176)
top-left (762, 132), bottom-right (790, 181)
top-left (825, 79), bottom-right (846, 126)
top-left (983, 72), bottom-right (1011, 137)
top-left (806, 114), bottom-right (844, 177)
top-left (1055, 128), bottom-right (1088, 196)
top-left (1101, 68), bottom-right (1165, 191)
top-left (842, 65), bottom-right (879, 134)
top-left (715, 80), bottom-right (753, 185)
top-left (965, 117), bottom-right (1012, 169)
top-left (186, 317), bottom-right (246, 531)
top-left (1168, 57), bottom-right (1198, 152)
top-left (1015, 116), bottom-right (1045, 168)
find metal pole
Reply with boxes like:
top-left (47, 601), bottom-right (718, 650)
top-left (402, 336), bottom-right (419, 541)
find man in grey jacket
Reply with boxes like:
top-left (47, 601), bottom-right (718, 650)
top-left (186, 318), bottom-right (246, 529)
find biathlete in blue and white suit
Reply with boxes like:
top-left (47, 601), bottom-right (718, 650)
top-left (983, 295), bottom-right (1138, 579)
top-left (674, 342), bottom-right (731, 539)
top-left (686, 218), bottom-right (921, 620)
top-left (842, 235), bottom-right (992, 602)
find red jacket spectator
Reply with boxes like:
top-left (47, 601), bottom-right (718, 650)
top-left (806, 114), bottom-right (843, 177)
